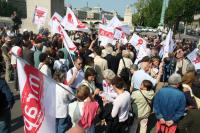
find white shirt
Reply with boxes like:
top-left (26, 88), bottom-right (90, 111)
top-left (131, 69), bottom-right (157, 90)
top-left (56, 83), bottom-right (74, 118)
top-left (38, 63), bottom-right (52, 77)
top-left (101, 80), bottom-right (117, 102)
top-left (10, 46), bottom-right (22, 65)
top-left (53, 59), bottom-right (69, 71)
top-left (66, 67), bottom-right (84, 89)
top-left (111, 91), bottom-right (131, 122)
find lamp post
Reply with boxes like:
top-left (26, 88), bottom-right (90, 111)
top-left (158, 0), bottom-right (169, 30)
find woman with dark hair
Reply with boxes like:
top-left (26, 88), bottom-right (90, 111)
top-left (80, 67), bottom-right (99, 94)
top-left (38, 53), bottom-right (52, 77)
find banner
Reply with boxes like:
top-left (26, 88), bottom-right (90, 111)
top-left (98, 24), bottom-right (114, 46)
top-left (61, 7), bottom-right (89, 32)
top-left (49, 12), bottom-right (62, 34)
top-left (107, 16), bottom-right (122, 28)
top-left (134, 46), bottom-right (149, 64)
top-left (187, 48), bottom-right (200, 70)
top-left (159, 29), bottom-right (175, 58)
top-left (102, 14), bottom-right (107, 24)
top-left (17, 58), bottom-right (56, 133)
top-left (129, 33), bottom-right (147, 50)
top-left (33, 6), bottom-right (48, 26)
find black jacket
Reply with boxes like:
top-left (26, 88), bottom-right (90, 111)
top-left (0, 79), bottom-right (15, 115)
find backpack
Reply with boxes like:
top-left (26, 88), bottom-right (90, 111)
top-left (120, 58), bottom-right (131, 85)
top-left (58, 60), bottom-right (68, 72)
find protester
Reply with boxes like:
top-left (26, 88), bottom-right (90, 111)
top-left (66, 57), bottom-right (84, 92)
top-left (130, 80), bottom-right (154, 133)
top-left (0, 78), bottom-right (15, 133)
top-left (68, 85), bottom-right (99, 133)
top-left (110, 76), bottom-right (131, 133)
top-left (53, 50), bottom-right (69, 72)
top-left (53, 71), bottom-right (73, 133)
top-left (38, 52), bottom-right (52, 77)
top-left (153, 73), bottom-right (186, 133)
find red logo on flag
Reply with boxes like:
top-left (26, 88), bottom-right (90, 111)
top-left (21, 64), bottom-right (45, 133)
top-left (136, 39), bottom-right (143, 46)
top-left (67, 13), bottom-right (74, 24)
top-left (192, 58), bottom-right (200, 64)
top-left (35, 9), bottom-right (46, 18)
top-left (99, 29), bottom-right (114, 39)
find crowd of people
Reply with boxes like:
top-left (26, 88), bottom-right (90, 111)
top-left (0, 24), bottom-right (200, 133)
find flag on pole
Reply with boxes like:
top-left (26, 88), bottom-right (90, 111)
top-left (17, 58), bottom-right (56, 133)
top-left (98, 24), bottom-right (114, 46)
top-left (107, 16), bottom-right (122, 28)
top-left (61, 7), bottom-right (89, 32)
top-left (134, 46), bottom-right (149, 64)
top-left (49, 12), bottom-right (62, 34)
top-left (129, 34), bottom-right (147, 50)
top-left (102, 14), bottom-right (107, 24)
top-left (33, 6), bottom-right (48, 26)
top-left (56, 22), bottom-right (77, 53)
top-left (159, 29), bottom-right (175, 58)
top-left (187, 48), bottom-right (200, 70)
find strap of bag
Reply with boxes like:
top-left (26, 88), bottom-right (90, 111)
top-left (139, 90), bottom-right (152, 109)
top-left (38, 63), bottom-right (45, 70)
top-left (122, 57), bottom-right (127, 68)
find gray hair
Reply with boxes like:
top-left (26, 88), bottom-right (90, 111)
top-left (168, 73), bottom-right (182, 85)
top-left (103, 69), bottom-right (116, 81)
top-left (186, 63), bottom-right (195, 72)
top-left (130, 64), bottom-right (138, 71)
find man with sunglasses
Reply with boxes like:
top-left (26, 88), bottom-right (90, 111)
top-left (66, 57), bottom-right (84, 93)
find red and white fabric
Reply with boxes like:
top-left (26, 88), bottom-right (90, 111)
top-left (61, 7), bottom-right (89, 32)
top-left (98, 24), bottom-right (114, 46)
top-left (33, 6), bottom-right (48, 26)
top-left (187, 48), bottom-right (200, 70)
top-left (17, 58), bottom-right (56, 133)
top-left (129, 33), bottom-right (147, 50)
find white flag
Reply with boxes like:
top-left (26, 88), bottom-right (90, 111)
top-left (49, 12), bottom-right (62, 34)
top-left (98, 24), bottom-right (114, 46)
top-left (57, 22), bottom-right (77, 52)
top-left (134, 46), bottom-right (149, 64)
top-left (107, 16), bottom-right (122, 28)
top-left (17, 58), bottom-right (56, 133)
top-left (159, 29), bottom-right (175, 58)
top-left (129, 33), bottom-right (147, 50)
top-left (33, 6), bottom-right (48, 26)
top-left (61, 7), bottom-right (89, 32)
top-left (187, 48), bottom-right (200, 70)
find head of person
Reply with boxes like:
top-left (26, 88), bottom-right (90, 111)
top-left (130, 64), bottom-right (138, 74)
top-left (175, 46), bottom-right (184, 60)
top-left (103, 69), bottom-right (116, 84)
top-left (74, 57), bottom-right (83, 70)
top-left (39, 52), bottom-right (49, 64)
top-left (5, 36), bottom-right (12, 45)
top-left (58, 50), bottom-right (64, 59)
top-left (85, 68), bottom-right (96, 82)
top-left (186, 63), bottom-right (195, 73)
top-left (140, 80), bottom-right (153, 91)
top-left (23, 40), bottom-right (32, 49)
top-left (76, 85), bottom-right (90, 101)
top-left (111, 76), bottom-right (125, 93)
top-left (150, 46), bottom-right (159, 56)
top-left (93, 46), bottom-right (102, 56)
top-left (53, 71), bottom-right (66, 83)
top-left (140, 56), bottom-right (152, 72)
top-left (168, 73), bottom-right (182, 88)
top-left (151, 56), bottom-right (160, 67)
top-left (122, 50), bottom-right (131, 58)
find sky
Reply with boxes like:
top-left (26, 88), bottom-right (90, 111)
top-left (65, 0), bottom-right (137, 16)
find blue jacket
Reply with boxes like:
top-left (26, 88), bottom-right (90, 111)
top-left (0, 79), bottom-right (15, 112)
top-left (153, 86), bottom-right (186, 122)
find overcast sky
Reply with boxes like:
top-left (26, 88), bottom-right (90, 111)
top-left (65, 0), bottom-right (137, 16)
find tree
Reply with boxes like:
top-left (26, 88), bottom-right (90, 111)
top-left (165, 0), bottom-right (200, 32)
top-left (132, 0), bottom-right (162, 28)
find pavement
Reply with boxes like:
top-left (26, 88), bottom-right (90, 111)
top-left (8, 82), bottom-right (24, 133)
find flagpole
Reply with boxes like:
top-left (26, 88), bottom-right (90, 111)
top-left (63, 40), bottom-right (75, 66)
top-left (12, 53), bottom-right (81, 101)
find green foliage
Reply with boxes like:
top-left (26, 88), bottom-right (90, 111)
top-left (132, 0), bottom-right (162, 28)
top-left (165, 0), bottom-right (200, 31)
top-left (0, 1), bottom-right (18, 17)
